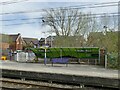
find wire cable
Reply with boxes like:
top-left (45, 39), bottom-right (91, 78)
top-left (2, 21), bottom-right (41, 26)
top-left (0, 0), bottom-right (29, 5)
top-left (63, 2), bottom-right (118, 8)
top-left (2, 14), bottom-right (119, 26)
top-left (1, 12), bottom-right (118, 21)
top-left (0, 2), bottom-right (118, 15)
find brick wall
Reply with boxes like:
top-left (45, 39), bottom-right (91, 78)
top-left (0, 42), bottom-right (9, 50)
top-left (16, 36), bottom-right (23, 50)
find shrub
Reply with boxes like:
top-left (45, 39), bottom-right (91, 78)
top-left (107, 52), bottom-right (119, 69)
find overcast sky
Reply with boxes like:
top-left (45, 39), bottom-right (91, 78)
top-left (0, 0), bottom-right (119, 39)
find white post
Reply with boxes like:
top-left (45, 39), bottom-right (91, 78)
top-left (105, 54), bottom-right (107, 68)
top-left (44, 37), bottom-right (47, 65)
top-left (50, 27), bottom-right (53, 47)
top-left (17, 53), bottom-right (19, 62)
top-left (60, 49), bottom-right (62, 59)
top-left (42, 31), bottom-right (48, 65)
top-left (44, 49), bottom-right (47, 65)
top-left (78, 59), bottom-right (80, 64)
top-left (26, 52), bottom-right (28, 62)
top-left (51, 36), bottom-right (52, 47)
top-left (98, 48), bottom-right (101, 64)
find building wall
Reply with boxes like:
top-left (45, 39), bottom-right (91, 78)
top-left (8, 35), bottom-right (23, 51)
top-left (9, 42), bottom-right (16, 51)
top-left (0, 42), bottom-right (9, 50)
top-left (16, 36), bottom-right (23, 50)
top-left (0, 43), bottom-right (9, 57)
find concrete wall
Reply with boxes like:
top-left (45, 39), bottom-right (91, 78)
top-left (2, 69), bottom-right (119, 89)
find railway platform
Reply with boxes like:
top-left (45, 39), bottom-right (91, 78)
top-left (0, 60), bottom-right (119, 89)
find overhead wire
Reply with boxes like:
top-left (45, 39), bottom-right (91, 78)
top-left (62, 2), bottom-right (118, 8)
top-left (2, 21), bottom-right (41, 26)
top-left (0, 0), bottom-right (29, 5)
top-left (1, 2), bottom-right (119, 26)
top-left (2, 14), bottom-right (119, 26)
top-left (1, 12), bottom-right (119, 21)
top-left (0, 2), bottom-right (118, 15)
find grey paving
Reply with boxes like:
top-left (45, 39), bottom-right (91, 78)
top-left (0, 60), bottom-right (118, 79)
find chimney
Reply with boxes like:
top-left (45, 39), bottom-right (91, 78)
top-left (18, 33), bottom-right (20, 36)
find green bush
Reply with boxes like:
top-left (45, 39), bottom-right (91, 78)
top-left (107, 53), bottom-right (119, 69)
top-left (30, 47), bottom-right (99, 59)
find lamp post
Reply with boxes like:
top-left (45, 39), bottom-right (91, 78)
top-left (44, 36), bottom-right (47, 65)
top-left (42, 31), bottom-right (47, 65)
top-left (47, 30), bottom-right (53, 47)
top-left (103, 26), bottom-right (107, 35)
top-left (42, 19), bottom-right (47, 65)
top-left (103, 26), bottom-right (108, 68)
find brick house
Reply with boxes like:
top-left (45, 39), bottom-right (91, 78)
top-left (0, 34), bottom-right (10, 57)
top-left (0, 34), bottom-right (10, 50)
top-left (0, 33), bottom-right (41, 59)
top-left (39, 36), bottom-right (55, 47)
top-left (9, 33), bottom-right (23, 51)
top-left (39, 38), bottom-right (45, 46)
top-left (1, 33), bottom-right (40, 52)
top-left (23, 38), bottom-right (40, 49)
top-left (0, 33), bottom-right (23, 56)
top-left (46, 36), bottom-right (55, 47)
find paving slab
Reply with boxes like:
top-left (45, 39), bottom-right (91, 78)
top-left (0, 60), bottom-right (118, 79)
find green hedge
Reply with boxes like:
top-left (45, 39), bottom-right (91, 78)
top-left (30, 47), bottom-right (99, 59)
top-left (107, 53), bottom-right (119, 69)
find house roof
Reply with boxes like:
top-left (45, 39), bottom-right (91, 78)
top-left (9, 33), bottom-right (20, 42)
top-left (40, 38), bottom-right (45, 42)
top-left (0, 34), bottom-right (10, 43)
top-left (88, 32), bottom-right (104, 38)
top-left (88, 31), bottom-right (119, 38)
top-left (46, 36), bottom-right (55, 41)
top-left (23, 37), bottom-right (39, 44)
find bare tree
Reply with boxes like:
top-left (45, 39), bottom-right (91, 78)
top-left (42, 8), bottom-right (92, 37)
top-left (87, 14), bottom-right (118, 52)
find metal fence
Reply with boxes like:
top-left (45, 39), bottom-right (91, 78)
top-left (14, 52), bottom-right (35, 62)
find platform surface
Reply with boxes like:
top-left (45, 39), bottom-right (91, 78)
top-left (0, 60), bottom-right (118, 79)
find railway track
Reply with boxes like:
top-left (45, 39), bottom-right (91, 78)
top-left (1, 79), bottom-right (40, 89)
top-left (1, 78), bottom-right (117, 90)
top-left (1, 78), bottom-right (80, 90)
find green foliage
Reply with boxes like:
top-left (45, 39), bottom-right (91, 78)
top-left (30, 47), bottom-right (99, 59)
top-left (87, 32), bottom-right (118, 53)
top-left (53, 36), bottom-right (85, 47)
top-left (107, 53), bottom-right (119, 69)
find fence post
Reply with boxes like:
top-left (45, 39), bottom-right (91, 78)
top-left (26, 52), bottom-right (28, 62)
top-left (16, 53), bottom-right (19, 62)
top-left (105, 54), bottom-right (107, 68)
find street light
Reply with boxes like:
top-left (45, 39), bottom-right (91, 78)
top-left (42, 19), bottom-right (47, 65)
top-left (47, 30), bottom-right (53, 47)
top-left (103, 26), bottom-right (108, 68)
top-left (42, 31), bottom-right (48, 65)
top-left (103, 26), bottom-right (107, 35)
